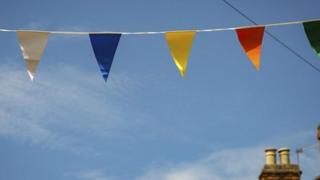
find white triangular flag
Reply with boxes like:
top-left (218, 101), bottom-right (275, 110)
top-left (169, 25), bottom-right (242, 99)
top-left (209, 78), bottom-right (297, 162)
top-left (17, 31), bottom-right (50, 80)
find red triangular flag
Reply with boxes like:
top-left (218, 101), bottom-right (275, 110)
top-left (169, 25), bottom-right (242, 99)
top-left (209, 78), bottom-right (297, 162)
top-left (236, 26), bottom-right (265, 70)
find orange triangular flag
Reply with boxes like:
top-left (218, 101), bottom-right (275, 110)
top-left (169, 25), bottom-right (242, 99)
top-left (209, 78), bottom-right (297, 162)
top-left (236, 26), bottom-right (265, 70)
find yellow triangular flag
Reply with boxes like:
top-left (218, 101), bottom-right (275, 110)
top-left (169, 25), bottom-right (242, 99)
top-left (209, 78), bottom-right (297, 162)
top-left (17, 31), bottom-right (50, 81)
top-left (165, 31), bottom-right (196, 77)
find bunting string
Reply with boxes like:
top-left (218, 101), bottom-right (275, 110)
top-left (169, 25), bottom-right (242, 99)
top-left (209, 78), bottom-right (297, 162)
top-left (0, 19), bottom-right (319, 35)
top-left (0, 18), bottom-right (319, 82)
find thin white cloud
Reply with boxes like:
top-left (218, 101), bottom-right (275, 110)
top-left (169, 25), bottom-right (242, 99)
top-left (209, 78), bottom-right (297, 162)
top-left (136, 131), bottom-right (320, 180)
top-left (135, 146), bottom-right (262, 180)
top-left (68, 134), bottom-right (319, 180)
top-left (0, 60), bottom-right (140, 155)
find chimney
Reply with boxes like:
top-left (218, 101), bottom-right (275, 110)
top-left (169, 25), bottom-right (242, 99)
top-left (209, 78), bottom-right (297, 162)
top-left (278, 148), bottom-right (290, 165)
top-left (260, 148), bottom-right (302, 180)
top-left (264, 148), bottom-right (277, 165)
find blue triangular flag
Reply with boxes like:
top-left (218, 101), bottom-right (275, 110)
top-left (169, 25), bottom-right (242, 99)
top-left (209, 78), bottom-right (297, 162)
top-left (89, 33), bottom-right (121, 82)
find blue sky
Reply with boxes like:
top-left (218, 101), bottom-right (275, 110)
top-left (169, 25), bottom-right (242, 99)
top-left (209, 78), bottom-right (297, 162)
top-left (0, 0), bottom-right (319, 179)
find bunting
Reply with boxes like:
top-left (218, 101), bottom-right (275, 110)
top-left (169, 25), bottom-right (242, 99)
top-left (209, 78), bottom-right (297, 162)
top-left (303, 20), bottom-right (320, 57)
top-left (236, 26), bottom-right (265, 70)
top-left (16, 31), bottom-right (50, 80)
top-left (165, 31), bottom-right (196, 77)
top-left (89, 34), bottom-right (121, 82)
top-left (0, 18), bottom-right (318, 83)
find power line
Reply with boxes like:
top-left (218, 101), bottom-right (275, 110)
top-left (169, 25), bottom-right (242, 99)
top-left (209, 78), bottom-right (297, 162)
top-left (221, 0), bottom-right (320, 73)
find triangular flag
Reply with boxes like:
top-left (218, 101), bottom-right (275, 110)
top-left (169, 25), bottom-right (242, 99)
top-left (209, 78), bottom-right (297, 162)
top-left (236, 26), bottom-right (265, 70)
top-left (89, 34), bottom-right (121, 82)
top-left (303, 20), bottom-right (320, 57)
top-left (17, 31), bottom-right (50, 80)
top-left (165, 31), bottom-right (196, 77)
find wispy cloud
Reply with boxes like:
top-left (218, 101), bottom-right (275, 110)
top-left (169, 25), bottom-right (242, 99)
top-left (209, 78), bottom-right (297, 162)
top-left (135, 146), bottom-right (262, 180)
top-left (0, 59), bottom-right (140, 155)
top-left (67, 131), bottom-right (319, 180)
top-left (135, 131), bottom-right (320, 180)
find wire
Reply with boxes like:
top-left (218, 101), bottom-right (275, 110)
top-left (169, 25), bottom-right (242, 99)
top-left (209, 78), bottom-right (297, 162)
top-left (221, 0), bottom-right (320, 73)
top-left (0, 19), bottom-right (319, 35)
